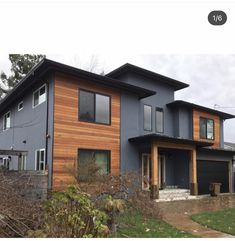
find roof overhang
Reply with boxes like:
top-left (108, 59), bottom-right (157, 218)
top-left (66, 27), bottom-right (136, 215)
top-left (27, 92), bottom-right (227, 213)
top-left (106, 63), bottom-right (189, 91)
top-left (167, 100), bottom-right (235, 120)
top-left (129, 134), bottom-right (213, 148)
top-left (0, 59), bottom-right (156, 114)
top-left (198, 147), bottom-right (235, 155)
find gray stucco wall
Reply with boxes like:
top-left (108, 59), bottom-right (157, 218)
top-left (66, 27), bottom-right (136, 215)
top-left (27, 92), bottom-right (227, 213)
top-left (120, 72), bottom-right (192, 173)
top-left (0, 75), bottom-right (54, 185)
top-left (121, 72), bottom-right (175, 136)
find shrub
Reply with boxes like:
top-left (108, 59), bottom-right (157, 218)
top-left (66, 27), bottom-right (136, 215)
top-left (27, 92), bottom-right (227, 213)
top-left (38, 185), bottom-right (109, 238)
top-left (0, 171), bottom-right (43, 237)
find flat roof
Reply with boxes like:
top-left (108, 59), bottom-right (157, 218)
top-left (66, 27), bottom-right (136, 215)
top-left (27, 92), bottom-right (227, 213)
top-left (167, 100), bottom-right (235, 120)
top-left (0, 59), bottom-right (156, 113)
top-left (199, 146), bottom-right (235, 154)
top-left (129, 134), bottom-right (213, 147)
top-left (106, 63), bottom-right (189, 91)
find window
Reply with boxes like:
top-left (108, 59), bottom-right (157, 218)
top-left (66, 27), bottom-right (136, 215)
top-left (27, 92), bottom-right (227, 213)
top-left (3, 112), bottom-right (11, 130)
top-left (78, 149), bottom-right (110, 180)
top-left (35, 149), bottom-right (46, 171)
top-left (18, 101), bottom-right (23, 111)
top-left (79, 90), bottom-right (110, 124)
top-left (200, 117), bottom-right (214, 140)
top-left (144, 105), bottom-right (152, 131)
top-left (3, 157), bottom-right (10, 170)
top-left (33, 85), bottom-right (46, 107)
top-left (18, 155), bottom-right (26, 171)
top-left (156, 108), bottom-right (164, 133)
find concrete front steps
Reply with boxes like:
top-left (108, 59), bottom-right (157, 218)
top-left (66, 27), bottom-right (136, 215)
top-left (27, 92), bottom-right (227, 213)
top-left (156, 188), bottom-right (198, 202)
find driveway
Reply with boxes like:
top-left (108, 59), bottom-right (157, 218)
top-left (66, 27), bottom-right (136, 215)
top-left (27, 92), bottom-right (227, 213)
top-left (157, 194), bottom-right (235, 238)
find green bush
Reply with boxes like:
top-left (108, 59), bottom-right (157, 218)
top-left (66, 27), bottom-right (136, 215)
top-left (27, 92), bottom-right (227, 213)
top-left (31, 185), bottom-right (109, 238)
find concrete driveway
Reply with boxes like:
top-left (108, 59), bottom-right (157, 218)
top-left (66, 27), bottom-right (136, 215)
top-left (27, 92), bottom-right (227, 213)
top-left (157, 194), bottom-right (235, 238)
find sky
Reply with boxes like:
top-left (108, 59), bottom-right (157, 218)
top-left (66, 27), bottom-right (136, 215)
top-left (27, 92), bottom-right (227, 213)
top-left (1, 54), bottom-right (235, 142)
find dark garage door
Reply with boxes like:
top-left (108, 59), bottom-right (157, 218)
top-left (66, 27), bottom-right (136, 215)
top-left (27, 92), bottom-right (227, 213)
top-left (197, 160), bottom-right (229, 195)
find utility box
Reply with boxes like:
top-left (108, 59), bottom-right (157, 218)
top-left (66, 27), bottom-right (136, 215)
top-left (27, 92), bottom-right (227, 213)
top-left (209, 183), bottom-right (221, 196)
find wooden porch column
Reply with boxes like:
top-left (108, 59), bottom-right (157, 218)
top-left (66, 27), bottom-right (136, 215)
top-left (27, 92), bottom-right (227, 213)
top-left (190, 148), bottom-right (198, 195)
top-left (151, 141), bottom-right (159, 199)
top-left (228, 160), bottom-right (233, 193)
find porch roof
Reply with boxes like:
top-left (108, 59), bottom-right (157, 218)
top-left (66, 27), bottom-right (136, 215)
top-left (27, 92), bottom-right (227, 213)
top-left (199, 146), bottom-right (235, 154)
top-left (128, 134), bottom-right (213, 147)
top-left (0, 149), bottom-right (28, 156)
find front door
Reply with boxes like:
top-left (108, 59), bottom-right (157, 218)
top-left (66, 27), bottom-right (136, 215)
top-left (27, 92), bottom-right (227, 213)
top-left (141, 153), bottom-right (166, 190)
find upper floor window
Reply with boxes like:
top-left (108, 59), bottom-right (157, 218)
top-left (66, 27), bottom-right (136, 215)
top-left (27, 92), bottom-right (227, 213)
top-left (33, 84), bottom-right (46, 108)
top-left (77, 149), bottom-right (110, 181)
top-left (79, 90), bottom-right (110, 125)
top-left (18, 101), bottom-right (23, 111)
top-left (144, 105), bottom-right (152, 131)
top-left (200, 117), bottom-right (214, 140)
top-left (3, 111), bottom-right (11, 130)
top-left (156, 108), bottom-right (164, 133)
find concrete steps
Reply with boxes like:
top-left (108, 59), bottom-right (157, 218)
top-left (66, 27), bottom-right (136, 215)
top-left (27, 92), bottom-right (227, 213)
top-left (157, 189), bottom-right (197, 202)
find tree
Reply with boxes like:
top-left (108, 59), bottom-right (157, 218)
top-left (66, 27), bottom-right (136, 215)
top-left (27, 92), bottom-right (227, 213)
top-left (0, 54), bottom-right (45, 98)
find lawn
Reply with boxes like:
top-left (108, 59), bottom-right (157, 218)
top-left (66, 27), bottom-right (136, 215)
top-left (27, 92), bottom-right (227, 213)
top-left (192, 208), bottom-right (235, 236)
top-left (114, 209), bottom-right (194, 238)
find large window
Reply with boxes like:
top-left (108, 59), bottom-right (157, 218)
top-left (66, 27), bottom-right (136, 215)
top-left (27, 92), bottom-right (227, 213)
top-left (78, 149), bottom-right (110, 180)
top-left (35, 149), bottom-right (46, 171)
top-left (200, 117), bottom-right (214, 140)
top-left (144, 105), bottom-right (152, 131)
top-left (3, 111), bottom-right (11, 130)
top-left (156, 108), bottom-right (164, 133)
top-left (79, 90), bottom-right (110, 125)
top-left (33, 84), bottom-right (46, 108)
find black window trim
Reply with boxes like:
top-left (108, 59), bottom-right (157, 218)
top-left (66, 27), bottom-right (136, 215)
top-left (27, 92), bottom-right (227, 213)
top-left (78, 89), bottom-right (111, 126)
top-left (199, 117), bottom-right (215, 140)
top-left (155, 107), bottom-right (164, 133)
top-left (77, 148), bottom-right (111, 174)
top-left (143, 104), bottom-right (152, 131)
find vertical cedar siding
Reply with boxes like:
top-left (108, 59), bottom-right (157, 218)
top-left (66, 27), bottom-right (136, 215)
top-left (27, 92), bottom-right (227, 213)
top-left (52, 72), bottom-right (120, 189)
top-left (193, 109), bottom-right (220, 148)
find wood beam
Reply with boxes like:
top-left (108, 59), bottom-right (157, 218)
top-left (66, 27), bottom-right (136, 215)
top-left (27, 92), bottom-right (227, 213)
top-left (156, 141), bottom-right (194, 150)
top-left (150, 141), bottom-right (159, 199)
top-left (190, 148), bottom-right (198, 195)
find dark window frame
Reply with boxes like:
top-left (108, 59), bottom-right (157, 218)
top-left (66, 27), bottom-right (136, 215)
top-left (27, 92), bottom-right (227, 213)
top-left (199, 117), bottom-right (215, 140)
top-left (78, 89), bottom-right (111, 126)
top-left (155, 107), bottom-right (164, 133)
top-left (77, 149), bottom-right (111, 179)
top-left (143, 104), bottom-right (152, 131)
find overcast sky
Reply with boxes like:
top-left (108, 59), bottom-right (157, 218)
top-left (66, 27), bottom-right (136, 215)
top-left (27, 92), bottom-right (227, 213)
top-left (1, 54), bottom-right (235, 142)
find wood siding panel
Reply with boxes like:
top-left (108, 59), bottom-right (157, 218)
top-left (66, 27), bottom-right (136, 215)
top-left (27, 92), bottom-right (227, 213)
top-left (193, 109), bottom-right (220, 148)
top-left (53, 72), bottom-right (120, 189)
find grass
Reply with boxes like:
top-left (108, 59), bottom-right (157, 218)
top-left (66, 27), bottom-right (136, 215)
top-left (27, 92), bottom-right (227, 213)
top-left (192, 208), bottom-right (235, 236)
top-left (114, 209), bottom-right (194, 238)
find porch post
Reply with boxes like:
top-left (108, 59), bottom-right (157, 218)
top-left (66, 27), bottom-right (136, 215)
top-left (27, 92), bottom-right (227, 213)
top-left (228, 160), bottom-right (233, 193)
top-left (151, 141), bottom-right (159, 199)
top-left (190, 148), bottom-right (198, 195)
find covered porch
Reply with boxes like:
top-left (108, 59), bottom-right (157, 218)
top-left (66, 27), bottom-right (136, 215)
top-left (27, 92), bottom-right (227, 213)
top-left (129, 134), bottom-right (212, 199)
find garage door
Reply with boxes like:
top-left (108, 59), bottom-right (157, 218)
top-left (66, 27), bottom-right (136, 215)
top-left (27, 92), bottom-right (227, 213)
top-left (197, 160), bottom-right (229, 195)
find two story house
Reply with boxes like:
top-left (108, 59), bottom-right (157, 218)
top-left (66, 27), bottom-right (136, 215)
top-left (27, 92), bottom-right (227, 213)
top-left (0, 58), bottom-right (234, 199)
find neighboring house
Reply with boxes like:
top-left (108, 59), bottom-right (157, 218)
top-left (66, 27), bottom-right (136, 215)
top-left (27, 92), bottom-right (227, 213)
top-left (0, 59), bottom-right (234, 199)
